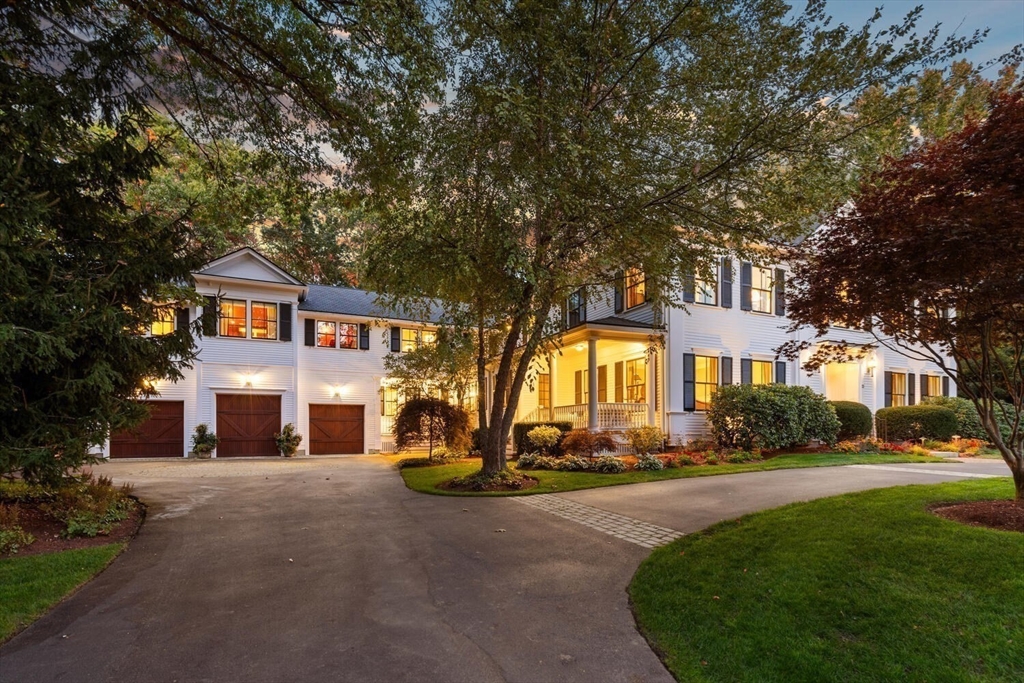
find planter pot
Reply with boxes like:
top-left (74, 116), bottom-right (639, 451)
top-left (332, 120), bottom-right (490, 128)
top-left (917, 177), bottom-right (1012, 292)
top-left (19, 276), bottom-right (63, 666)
top-left (194, 450), bottom-right (213, 460)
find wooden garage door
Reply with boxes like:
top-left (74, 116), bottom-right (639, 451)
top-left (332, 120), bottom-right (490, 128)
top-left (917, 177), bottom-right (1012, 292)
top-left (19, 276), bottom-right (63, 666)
top-left (217, 394), bottom-right (281, 457)
top-left (309, 404), bottom-right (364, 455)
top-left (110, 401), bottom-right (185, 458)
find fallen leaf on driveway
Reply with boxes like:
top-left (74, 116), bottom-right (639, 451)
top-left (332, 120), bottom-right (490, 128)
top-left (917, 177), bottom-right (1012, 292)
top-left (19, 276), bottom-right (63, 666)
top-left (495, 529), bottom-right (506, 533)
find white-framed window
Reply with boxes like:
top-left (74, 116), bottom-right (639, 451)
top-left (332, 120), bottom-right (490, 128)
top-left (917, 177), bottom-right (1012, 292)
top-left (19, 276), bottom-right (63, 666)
top-left (927, 375), bottom-right (942, 397)
top-left (695, 267), bottom-right (717, 306)
top-left (626, 358), bottom-right (646, 403)
top-left (625, 268), bottom-right (646, 309)
top-left (250, 302), bottom-right (278, 340)
top-left (401, 328), bottom-right (419, 352)
top-left (751, 267), bottom-right (773, 314)
top-left (338, 323), bottom-right (359, 349)
top-left (891, 372), bottom-right (907, 407)
top-left (752, 360), bottom-right (773, 385)
top-left (694, 356), bottom-right (718, 410)
top-left (151, 308), bottom-right (175, 336)
top-left (317, 321), bottom-right (336, 348)
top-left (219, 299), bottom-right (247, 338)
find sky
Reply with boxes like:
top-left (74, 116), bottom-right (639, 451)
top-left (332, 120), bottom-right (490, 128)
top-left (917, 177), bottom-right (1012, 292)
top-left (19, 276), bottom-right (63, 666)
top-left (820, 0), bottom-right (1024, 74)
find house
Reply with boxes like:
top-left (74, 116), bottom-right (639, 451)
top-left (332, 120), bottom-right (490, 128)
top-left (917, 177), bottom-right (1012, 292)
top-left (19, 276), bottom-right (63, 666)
top-left (105, 248), bottom-right (954, 459)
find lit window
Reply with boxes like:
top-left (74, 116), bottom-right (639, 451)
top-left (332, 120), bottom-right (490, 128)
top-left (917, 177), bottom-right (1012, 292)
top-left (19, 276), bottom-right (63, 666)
top-left (250, 302), bottom-right (277, 340)
top-left (626, 358), bottom-right (646, 403)
top-left (381, 386), bottom-right (399, 417)
top-left (695, 356), bottom-right (718, 410)
top-left (538, 373), bottom-right (550, 410)
top-left (401, 328), bottom-right (419, 352)
top-left (151, 308), bottom-right (175, 336)
top-left (751, 267), bottom-right (773, 314)
top-left (317, 321), bottom-right (336, 348)
top-left (220, 299), bottom-right (247, 338)
top-left (338, 323), bottom-right (358, 349)
top-left (752, 360), bottom-right (773, 385)
top-left (420, 329), bottom-right (437, 347)
top-left (927, 375), bottom-right (942, 397)
top-left (625, 268), bottom-right (646, 309)
top-left (695, 268), bottom-right (717, 306)
top-left (891, 372), bottom-right (907, 407)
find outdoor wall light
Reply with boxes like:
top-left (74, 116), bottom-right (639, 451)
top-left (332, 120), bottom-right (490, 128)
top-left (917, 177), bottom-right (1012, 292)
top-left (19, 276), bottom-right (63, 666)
top-left (242, 373), bottom-right (254, 387)
top-left (331, 384), bottom-right (345, 398)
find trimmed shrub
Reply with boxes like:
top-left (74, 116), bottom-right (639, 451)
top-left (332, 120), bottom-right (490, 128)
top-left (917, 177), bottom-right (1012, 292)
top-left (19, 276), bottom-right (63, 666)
top-left (725, 450), bottom-right (763, 464)
top-left (428, 446), bottom-right (466, 464)
top-left (395, 457), bottom-right (432, 469)
top-left (625, 426), bottom-right (664, 454)
top-left (875, 405), bottom-right (958, 441)
top-left (561, 429), bottom-right (617, 457)
top-left (555, 455), bottom-right (591, 471)
top-left (525, 426), bottom-right (562, 455)
top-left (513, 421), bottom-right (573, 455)
top-left (708, 384), bottom-right (841, 450)
top-left (676, 455), bottom-right (697, 466)
top-left (921, 396), bottom-right (988, 440)
top-left (516, 453), bottom-right (558, 470)
top-left (831, 401), bottom-right (873, 440)
top-left (592, 456), bottom-right (627, 473)
top-left (634, 453), bottom-right (664, 471)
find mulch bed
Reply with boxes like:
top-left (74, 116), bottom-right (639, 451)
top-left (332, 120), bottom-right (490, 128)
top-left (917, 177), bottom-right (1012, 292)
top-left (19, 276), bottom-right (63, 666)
top-left (931, 500), bottom-right (1024, 533)
top-left (3, 501), bottom-right (144, 558)
top-left (439, 476), bottom-right (539, 493)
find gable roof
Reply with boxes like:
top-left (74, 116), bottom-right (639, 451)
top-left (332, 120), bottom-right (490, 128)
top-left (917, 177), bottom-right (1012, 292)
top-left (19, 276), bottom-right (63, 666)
top-left (195, 247), bottom-right (305, 287)
top-left (299, 284), bottom-right (447, 324)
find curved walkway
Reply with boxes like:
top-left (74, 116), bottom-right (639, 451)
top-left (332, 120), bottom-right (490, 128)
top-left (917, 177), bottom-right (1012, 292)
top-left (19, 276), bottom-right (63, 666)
top-left (0, 457), bottom-right (1007, 683)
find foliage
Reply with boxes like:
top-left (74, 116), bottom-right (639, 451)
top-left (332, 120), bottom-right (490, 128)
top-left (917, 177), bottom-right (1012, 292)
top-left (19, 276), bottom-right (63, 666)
top-left (555, 456), bottom-right (592, 472)
top-left (512, 422), bottom-right (573, 455)
top-left (908, 445), bottom-right (933, 457)
top-left (362, 0), bottom-right (975, 476)
top-left (447, 469), bottom-right (529, 491)
top-left (831, 401), bottom-right (874, 440)
top-left (0, 505), bottom-right (35, 556)
top-left (428, 446), bottom-right (466, 464)
top-left (382, 327), bottom-right (478, 406)
top-left (676, 455), bottom-right (697, 467)
top-left (634, 453), bottom-right (665, 472)
top-left (625, 426), bottom-right (665, 455)
top-left (834, 440), bottom-right (862, 454)
top-left (395, 457), bottom-right (433, 469)
top-left (560, 430), bottom-right (617, 457)
top-left (725, 450), bottom-right (763, 464)
top-left (705, 454), bottom-right (720, 466)
top-left (922, 396), bottom-right (990, 440)
top-left (708, 385), bottom-right (841, 450)
top-left (394, 397), bottom-right (471, 457)
top-left (274, 423), bottom-right (303, 457)
top-left (875, 405), bottom-right (958, 442)
top-left (39, 475), bottom-right (136, 539)
top-left (515, 454), bottom-right (558, 471)
top-left (783, 90), bottom-right (1024, 499)
top-left (191, 424), bottom-right (219, 455)
top-left (525, 426), bottom-right (562, 456)
top-left (591, 456), bottom-right (627, 474)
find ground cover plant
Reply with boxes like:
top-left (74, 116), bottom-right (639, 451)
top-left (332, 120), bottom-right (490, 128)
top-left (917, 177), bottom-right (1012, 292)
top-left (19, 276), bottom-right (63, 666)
top-left (630, 479), bottom-right (1023, 683)
top-left (393, 452), bottom-right (944, 497)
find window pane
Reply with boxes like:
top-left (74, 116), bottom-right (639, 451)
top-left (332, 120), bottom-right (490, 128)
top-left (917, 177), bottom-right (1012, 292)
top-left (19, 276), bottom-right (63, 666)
top-left (892, 373), bottom-right (907, 406)
top-left (695, 279), bottom-right (716, 305)
top-left (928, 375), bottom-right (942, 397)
top-left (251, 302), bottom-right (277, 340)
top-left (694, 355), bottom-right (718, 411)
top-left (317, 321), bottom-right (336, 348)
top-left (626, 358), bottom-right (646, 403)
top-left (751, 267), bottom-right (773, 313)
top-left (752, 360), bottom-right (773, 385)
top-left (538, 374), bottom-right (550, 409)
top-left (626, 268), bottom-right (646, 309)
top-left (151, 308), bottom-right (175, 336)
top-left (421, 330), bottom-right (437, 347)
top-left (219, 299), bottom-right (247, 337)
top-left (338, 323), bottom-right (358, 349)
top-left (401, 328), bottom-right (418, 352)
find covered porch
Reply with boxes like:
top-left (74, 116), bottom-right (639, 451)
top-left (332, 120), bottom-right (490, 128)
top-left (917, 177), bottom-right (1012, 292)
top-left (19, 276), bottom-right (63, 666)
top-left (517, 320), bottom-right (664, 432)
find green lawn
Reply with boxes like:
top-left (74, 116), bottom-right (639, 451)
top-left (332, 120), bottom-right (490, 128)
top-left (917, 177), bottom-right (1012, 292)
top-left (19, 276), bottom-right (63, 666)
top-left (630, 479), bottom-right (1023, 683)
top-left (0, 544), bottom-right (124, 642)
top-left (395, 452), bottom-right (946, 496)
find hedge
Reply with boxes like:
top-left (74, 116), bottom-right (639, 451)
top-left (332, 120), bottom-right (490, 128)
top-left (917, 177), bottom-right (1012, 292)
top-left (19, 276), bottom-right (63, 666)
top-left (512, 421), bottom-right (573, 455)
top-left (921, 396), bottom-right (987, 440)
top-left (875, 405), bottom-right (958, 441)
top-left (707, 384), bottom-right (840, 450)
top-left (831, 401), bottom-right (873, 440)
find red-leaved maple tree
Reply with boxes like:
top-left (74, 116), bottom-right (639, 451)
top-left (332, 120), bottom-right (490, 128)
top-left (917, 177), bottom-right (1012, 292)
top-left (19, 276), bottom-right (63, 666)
top-left (781, 91), bottom-right (1024, 500)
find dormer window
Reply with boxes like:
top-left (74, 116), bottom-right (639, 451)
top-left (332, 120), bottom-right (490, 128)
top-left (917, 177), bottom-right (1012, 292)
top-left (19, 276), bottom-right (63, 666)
top-left (251, 302), bottom-right (278, 340)
top-left (220, 299), bottom-right (247, 337)
top-left (625, 268), bottom-right (646, 309)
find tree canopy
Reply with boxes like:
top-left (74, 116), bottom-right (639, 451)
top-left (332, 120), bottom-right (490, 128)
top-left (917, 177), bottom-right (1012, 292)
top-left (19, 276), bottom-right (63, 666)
top-left (782, 90), bottom-right (1024, 500)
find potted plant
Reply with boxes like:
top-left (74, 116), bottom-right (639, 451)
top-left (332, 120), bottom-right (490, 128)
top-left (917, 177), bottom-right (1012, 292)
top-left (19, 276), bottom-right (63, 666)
top-left (191, 423), bottom-right (219, 459)
top-left (275, 423), bottom-right (303, 458)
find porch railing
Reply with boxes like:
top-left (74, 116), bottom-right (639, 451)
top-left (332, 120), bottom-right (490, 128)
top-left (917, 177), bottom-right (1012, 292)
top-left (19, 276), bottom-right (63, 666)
top-left (551, 403), bottom-right (648, 430)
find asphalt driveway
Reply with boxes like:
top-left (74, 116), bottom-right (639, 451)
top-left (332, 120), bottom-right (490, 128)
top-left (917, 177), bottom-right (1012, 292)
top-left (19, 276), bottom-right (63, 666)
top-left (0, 457), bottom-right (1008, 683)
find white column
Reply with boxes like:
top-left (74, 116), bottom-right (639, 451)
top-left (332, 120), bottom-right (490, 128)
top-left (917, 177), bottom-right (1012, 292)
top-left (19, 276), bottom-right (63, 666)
top-left (547, 353), bottom-right (556, 421)
top-left (588, 338), bottom-right (598, 430)
top-left (647, 350), bottom-right (657, 427)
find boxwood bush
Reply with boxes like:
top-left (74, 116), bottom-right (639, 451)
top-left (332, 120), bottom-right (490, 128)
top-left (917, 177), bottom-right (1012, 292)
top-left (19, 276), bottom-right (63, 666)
top-left (708, 384), bottom-right (840, 450)
top-left (921, 396), bottom-right (989, 440)
top-left (830, 401), bottom-right (873, 440)
top-left (512, 421), bottom-right (573, 455)
top-left (875, 405), bottom-right (958, 441)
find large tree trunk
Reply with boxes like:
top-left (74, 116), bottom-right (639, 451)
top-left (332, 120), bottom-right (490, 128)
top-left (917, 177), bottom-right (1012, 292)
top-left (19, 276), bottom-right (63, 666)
top-left (1013, 462), bottom-right (1024, 503)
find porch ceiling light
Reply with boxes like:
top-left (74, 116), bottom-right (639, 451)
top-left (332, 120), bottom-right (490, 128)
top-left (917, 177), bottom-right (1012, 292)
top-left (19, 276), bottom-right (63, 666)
top-left (574, 343), bottom-right (585, 352)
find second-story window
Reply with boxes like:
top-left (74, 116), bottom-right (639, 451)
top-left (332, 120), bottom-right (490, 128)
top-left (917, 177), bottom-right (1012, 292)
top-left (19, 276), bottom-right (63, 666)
top-left (251, 302), bottom-right (278, 340)
top-left (751, 267), bottom-right (773, 314)
top-left (695, 267), bottom-right (717, 306)
top-left (625, 268), bottom-right (646, 309)
top-left (317, 321), bottom-right (336, 347)
top-left (338, 323), bottom-right (359, 349)
top-left (151, 308), bottom-right (175, 336)
top-left (567, 289), bottom-right (585, 327)
top-left (401, 328), bottom-right (419, 352)
top-left (421, 329), bottom-right (437, 347)
top-left (220, 299), bottom-right (247, 338)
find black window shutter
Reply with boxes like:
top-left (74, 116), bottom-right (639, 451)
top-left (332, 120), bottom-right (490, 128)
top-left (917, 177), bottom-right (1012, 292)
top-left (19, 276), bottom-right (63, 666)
top-left (942, 376), bottom-right (950, 397)
top-left (202, 295), bottom-right (218, 337)
top-left (683, 353), bottom-right (695, 411)
top-left (359, 323), bottom-right (370, 350)
top-left (304, 318), bottom-right (315, 347)
top-left (176, 307), bottom-right (190, 333)
top-left (774, 268), bottom-right (786, 317)
top-left (721, 356), bottom-right (733, 385)
top-left (390, 326), bottom-right (401, 352)
top-left (721, 258), bottom-right (733, 308)
top-left (775, 361), bottom-right (786, 385)
top-left (741, 358), bottom-right (752, 385)
top-left (615, 361), bottom-right (624, 402)
top-left (920, 374), bottom-right (929, 399)
top-left (682, 272), bottom-right (695, 303)
top-left (613, 272), bottom-right (624, 313)
top-left (279, 303), bottom-right (292, 341)
top-left (908, 373), bottom-right (916, 405)
top-left (884, 371), bottom-right (893, 407)
top-left (740, 262), bottom-right (752, 311)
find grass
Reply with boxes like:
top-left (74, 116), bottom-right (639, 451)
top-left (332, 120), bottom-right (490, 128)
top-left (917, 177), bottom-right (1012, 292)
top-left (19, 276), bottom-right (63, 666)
top-left (393, 452), bottom-right (947, 496)
top-left (629, 479), bottom-right (1023, 683)
top-left (0, 544), bottom-right (124, 643)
